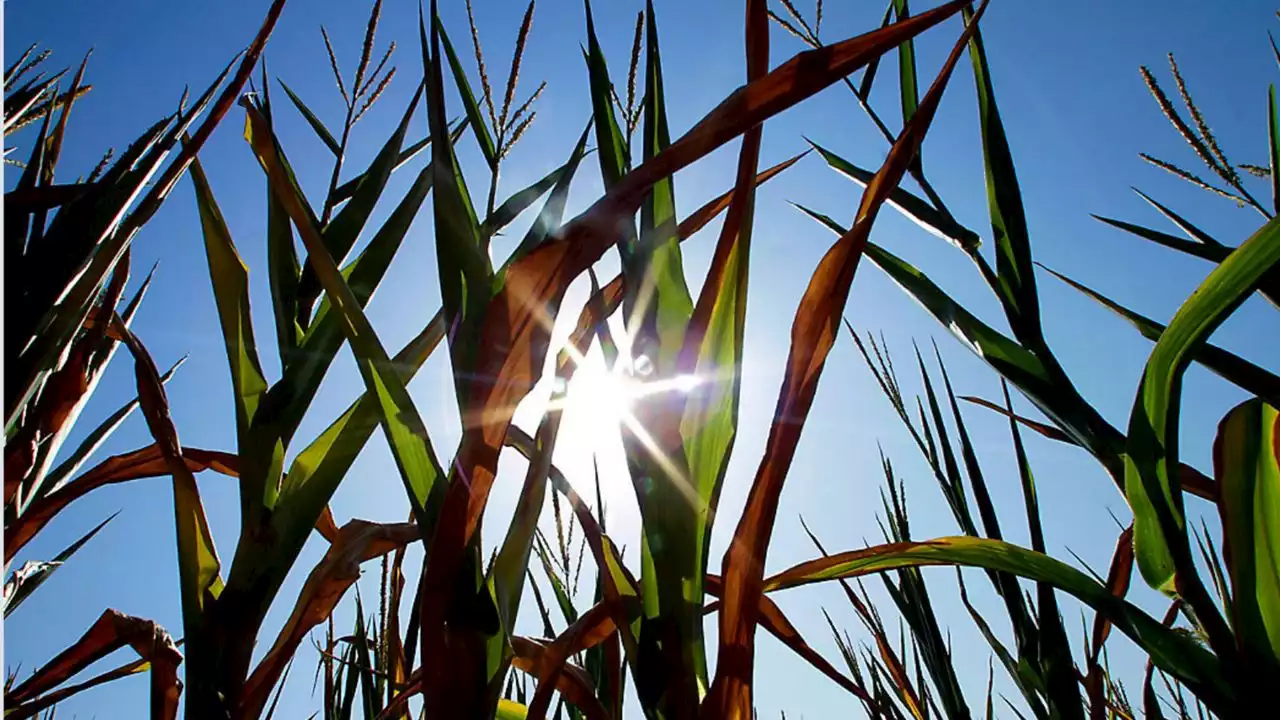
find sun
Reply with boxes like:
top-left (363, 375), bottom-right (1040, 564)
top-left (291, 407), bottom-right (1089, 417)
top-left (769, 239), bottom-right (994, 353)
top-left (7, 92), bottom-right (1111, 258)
top-left (554, 350), bottom-right (703, 452)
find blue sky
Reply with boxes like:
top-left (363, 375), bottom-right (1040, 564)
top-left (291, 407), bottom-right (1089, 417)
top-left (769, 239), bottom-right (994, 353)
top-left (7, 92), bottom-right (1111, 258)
top-left (6, 0), bottom-right (1279, 717)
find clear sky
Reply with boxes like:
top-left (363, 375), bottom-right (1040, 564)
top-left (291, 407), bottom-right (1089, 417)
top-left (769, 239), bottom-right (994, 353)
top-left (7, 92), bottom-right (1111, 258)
top-left (6, 0), bottom-right (1279, 717)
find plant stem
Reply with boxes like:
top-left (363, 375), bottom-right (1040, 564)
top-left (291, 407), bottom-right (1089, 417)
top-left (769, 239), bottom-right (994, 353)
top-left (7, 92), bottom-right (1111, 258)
top-left (320, 105), bottom-right (356, 227)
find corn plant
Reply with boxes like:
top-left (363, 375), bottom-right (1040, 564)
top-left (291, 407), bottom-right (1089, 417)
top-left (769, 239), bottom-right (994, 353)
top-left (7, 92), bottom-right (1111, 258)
top-left (3, 2), bottom-right (287, 715)
top-left (778, 1), bottom-right (1280, 716)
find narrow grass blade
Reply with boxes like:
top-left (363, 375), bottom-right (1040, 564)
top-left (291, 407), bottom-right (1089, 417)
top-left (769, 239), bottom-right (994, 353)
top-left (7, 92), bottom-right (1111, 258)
top-left (505, 121), bottom-right (593, 266)
top-left (1004, 383), bottom-right (1086, 720)
top-left (1092, 214), bottom-right (1226, 262)
top-left (891, 1), bottom-right (920, 136)
top-left (331, 131), bottom-right (440, 206)
top-left (481, 139), bottom-right (589, 241)
top-left (1271, 85), bottom-right (1280, 215)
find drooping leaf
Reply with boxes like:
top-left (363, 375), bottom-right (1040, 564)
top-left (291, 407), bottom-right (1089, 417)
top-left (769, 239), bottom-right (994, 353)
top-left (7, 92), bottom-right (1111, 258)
top-left (116, 325), bottom-right (223, 651)
top-left (1212, 399), bottom-right (1280, 674)
top-left (239, 520), bottom-right (419, 718)
top-left (7, 444), bottom-right (236, 562)
top-left (5, 609), bottom-right (183, 720)
top-left (1124, 216), bottom-right (1280, 630)
top-left (764, 536), bottom-right (1233, 712)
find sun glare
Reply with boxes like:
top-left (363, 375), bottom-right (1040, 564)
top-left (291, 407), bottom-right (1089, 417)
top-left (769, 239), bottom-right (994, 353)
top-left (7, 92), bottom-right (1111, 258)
top-left (557, 353), bottom-right (703, 451)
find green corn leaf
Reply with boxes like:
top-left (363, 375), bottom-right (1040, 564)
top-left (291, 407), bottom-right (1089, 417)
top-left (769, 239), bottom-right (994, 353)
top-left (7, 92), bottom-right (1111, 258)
top-left (331, 132), bottom-right (439, 207)
top-left (764, 536), bottom-right (1234, 712)
top-left (796, 204), bottom-right (1126, 476)
top-left (892, 0), bottom-right (920, 145)
top-left (267, 156), bottom-right (303, 365)
top-left (582, 0), bottom-right (630, 191)
top-left (1124, 216), bottom-right (1280, 600)
top-left (424, 7), bottom-right (490, 396)
top-left (629, 0), bottom-right (693, 372)
top-left (353, 591), bottom-right (377, 718)
top-left (252, 86), bottom-right (304, 367)
top-left (964, 5), bottom-right (1041, 346)
top-left (437, 20), bottom-right (498, 170)
top-left (486, 415), bottom-right (556, 698)
top-left (809, 139), bottom-right (980, 251)
top-left (619, 2), bottom-right (703, 712)
top-left (273, 309), bottom-right (444, 573)
top-left (491, 423), bottom-right (554, 617)
top-left (278, 79), bottom-right (341, 156)
top-left (481, 139), bottom-right (592, 242)
top-left (3, 512), bottom-right (117, 617)
top-left (245, 99), bottom-right (446, 535)
top-left (1213, 399), bottom-right (1280, 673)
top-left (189, 153), bottom-right (274, 514)
top-left (1042, 265), bottom-right (1280, 406)
top-left (118, 326), bottom-right (224, 653)
top-left (1097, 194), bottom-right (1280, 309)
top-left (504, 122), bottom-right (593, 269)
top-left (296, 84), bottom-right (422, 319)
top-left (284, 158), bottom-right (437, 440)
top-left (1092, 214), bottom-right (1226, 262)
